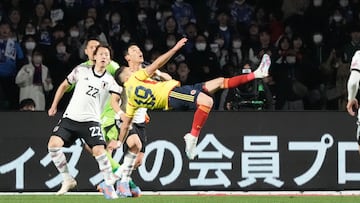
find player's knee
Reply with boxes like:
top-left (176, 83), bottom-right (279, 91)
top-left (92, 145), bottom-right (105, 156)
top-left (197, 93), bottom-right (214, 108)
top-left (47, 135), bottom-right (64, 148)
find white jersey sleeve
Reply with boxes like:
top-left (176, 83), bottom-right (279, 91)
top-left (347, 51), bottom-right (360, 100)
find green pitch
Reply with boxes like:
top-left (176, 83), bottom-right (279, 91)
top-left (0, 195), bottom-right (360, 203)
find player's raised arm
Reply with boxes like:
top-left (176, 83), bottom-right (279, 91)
top-left (145, 37), bottom-right (187, 76)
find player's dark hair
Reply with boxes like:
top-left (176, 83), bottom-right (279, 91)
top-left (114, 66), bottom-right (126, 86)
top-left (93, 44), bottom-right (113, 59)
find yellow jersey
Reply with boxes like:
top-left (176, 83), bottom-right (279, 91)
top-left (124, 69), bottom-right (180, 117)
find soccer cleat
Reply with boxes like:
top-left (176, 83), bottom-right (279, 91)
top-left (130, 186), bottom-right (141, 197)
top-left (115, 180), bottom-right (132, 197)
top-left (56, 178), bottom-right (77, 195)
top-left (184, 133), bottom-right (198, 160)
top-left (97, 182), bottom-right (118, 199)
top-left (254, 53), bottom-right (271, 78)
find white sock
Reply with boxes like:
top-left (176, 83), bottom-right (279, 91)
top-left (115, 151), bottom-right (137, 183)
top-left (48, 147), bottom-right (72, 181)
top-left (95, 153), bottom-right (116, 185)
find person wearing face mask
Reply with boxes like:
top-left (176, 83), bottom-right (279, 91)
top-left (187, 34), bottom-right (221, 86)
top-left (326, 8), bottom-right (348, 50)
top-left (229, 36), bottom-right (243, 67)
top-left (15, 49), bottom-right (53, 111)
top-left (22, 35), bottom-right (37, 63)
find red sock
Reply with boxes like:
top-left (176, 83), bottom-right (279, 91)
top-left (223, 73), bottom-right (255, 88)
top-left (190, 105), bottom-right (211, 137)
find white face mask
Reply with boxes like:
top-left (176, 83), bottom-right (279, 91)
top-left (210, 43), bottom-right (219, 53)
top-left (26, 30), bottom-right (36, 35)
top-left (156, 11), bottom-right (162, 20)
top-left (313, 34), bottom-right (323, 44)
top-left (232, 40), bottom-right (242, 49)
top-left (25, 41), bottom-right (36, 50)
top-left (70, 30), bottom-right (79, 37)
top-left (195, 42), bottom-right (206, 51)
top-left (219, 25), bottom-right (228, 31)
top-left (144, 43), bottom-right (153, 51)
top-left (333, 15), bottom-right (343, 22)
top-left (122, 35), bottom-right (130, 43)
top-left (137, 14), bottom-right (147, 22)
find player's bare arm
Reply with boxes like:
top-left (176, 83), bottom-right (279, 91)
top-left (118, 115), bottom-right (132, 145)
top-left (145, 37), bottom-right (187, 76)
top-left (48, 79), bottom-right (70, 116)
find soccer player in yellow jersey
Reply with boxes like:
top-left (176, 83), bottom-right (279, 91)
top-left (114, 37), bottom-right (271, 160)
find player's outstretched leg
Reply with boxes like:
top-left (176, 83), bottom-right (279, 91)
top-left (253, 53), bottom-right (271, 78)
top-left (184, 133), bottom-right (198, 160)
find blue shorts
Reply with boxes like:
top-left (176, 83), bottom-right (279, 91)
top-left (168, 83), bottom-right (204, 110)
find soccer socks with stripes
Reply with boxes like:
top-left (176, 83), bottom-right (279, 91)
top-left (48, 147), bottom-right (72, 181)
top-left (190, 105), bottom-right (211, 137)
top-left (115, 151), bottom-right (137, 183)
top-left (223, 73), bottom-right (255, 89)
top-left (95, 153), bottom-right (116, 185)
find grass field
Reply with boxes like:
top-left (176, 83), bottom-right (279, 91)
top-left (1, 194), bottom-right (360, 203)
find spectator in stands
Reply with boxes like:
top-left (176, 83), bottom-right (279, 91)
top-left (187, 34), bottom-right (221, 83)
top-left (230, 0), bottom-right (254, 31)
top-left (21, 34), bottom-right (37, 64)
top-left (248, 27), bottom-right (276, 66)
top-left (319, 48), bottom-right (350, 110)
top-left (0, 21), bottom-right (25, 110)
top-left (208, 10), bottom-right (236, 52)
top-left (270, 35), bottom-right (306, 110)
top-left (174, 60), bottom-right (194, 85)
top-left (15, 48), bottom-right (53, 111)
top-left (7, 7), bottom-right (24, 42)
top-left (343, 24), bottom-right (360, 63)
top-left (19, 98), bottom-right (36, 111)
top-left (31, 2), bottom-right (49, 29)
top-left (171, 0), bottom-right (197, 34)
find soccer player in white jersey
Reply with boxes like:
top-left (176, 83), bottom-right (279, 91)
top-left (347, 50), bottom-right (360, 153)
top-left (47, 45), bottom-right (122, 199)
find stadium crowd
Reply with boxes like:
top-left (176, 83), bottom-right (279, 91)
top-left (0, 0), bottom-right (359, 111)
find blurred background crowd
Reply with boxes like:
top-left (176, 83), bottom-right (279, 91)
top-left (0, 0), bottom-right (359, 111)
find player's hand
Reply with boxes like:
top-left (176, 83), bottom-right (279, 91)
top-left (108, 140), bottom-right (122, 151)
top-left (347, 99), bottom-right (359, 116)
top-left (48, 107), bottom-right (57, 116)
top-left (174, 37), bottom-right (188, 50)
